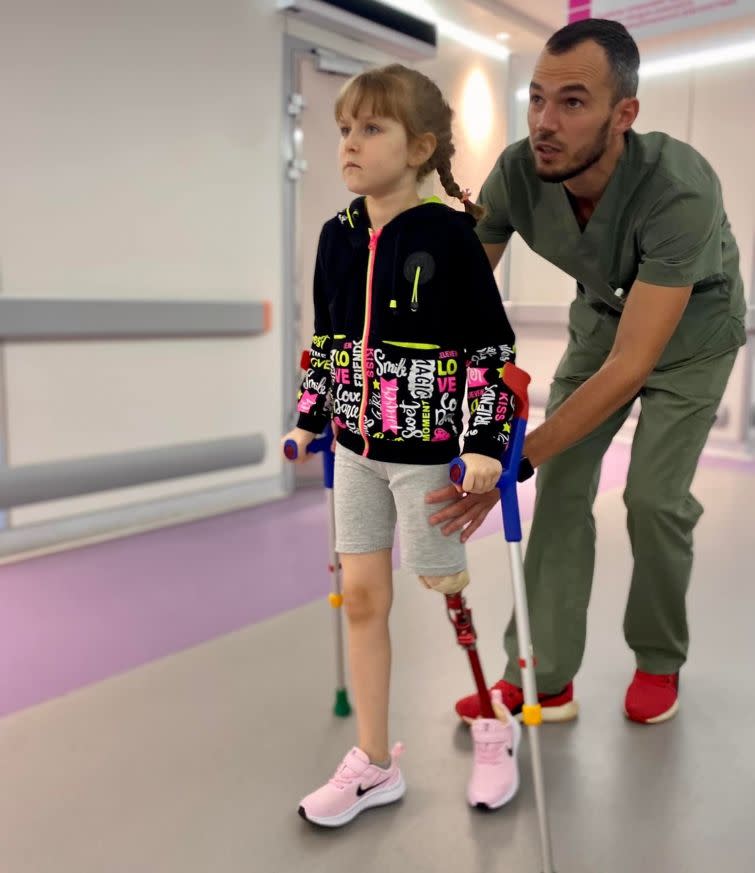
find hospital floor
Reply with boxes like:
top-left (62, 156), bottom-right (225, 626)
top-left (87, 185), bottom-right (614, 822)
top-left (1, 444), bottom-right (754, 873)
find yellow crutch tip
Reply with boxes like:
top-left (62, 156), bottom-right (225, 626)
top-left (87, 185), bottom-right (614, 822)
top-left (521, 704), bottom-right (543, 726)
top-left (328, 593), bottom-right (343, 608)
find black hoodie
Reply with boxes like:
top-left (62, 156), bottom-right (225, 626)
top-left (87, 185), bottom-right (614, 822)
top-left (296, 196), bottom-right (517, 465)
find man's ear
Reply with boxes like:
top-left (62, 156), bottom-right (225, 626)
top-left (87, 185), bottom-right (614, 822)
top-left (614, 96), bottom-right (639, 134)
top-left (409, 132), bottom-right (437, 169)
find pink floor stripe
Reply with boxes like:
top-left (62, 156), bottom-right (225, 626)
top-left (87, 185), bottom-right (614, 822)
top-left (2, 444), bottom-right (751, 719)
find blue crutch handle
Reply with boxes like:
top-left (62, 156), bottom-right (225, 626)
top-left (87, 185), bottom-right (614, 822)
top-left (447, 420), bottom-right (525, 543)
top-left (448, 364), bottom-right (531, 543)
top-left (499, 417), bottom-right (526, 542)
top-left (283, 432), bottom-right (335, 489)
top-left (449, 457), bottom-right (467, 487)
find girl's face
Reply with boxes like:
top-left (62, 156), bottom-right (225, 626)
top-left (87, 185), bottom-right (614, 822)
top-left (337, 107), bottom-right (423, 198)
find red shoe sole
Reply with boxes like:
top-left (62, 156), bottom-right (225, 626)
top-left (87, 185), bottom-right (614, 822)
top-left (624, 698), bottom-right (679, 724)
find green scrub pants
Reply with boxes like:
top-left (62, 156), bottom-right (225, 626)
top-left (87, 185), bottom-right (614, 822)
top-left (503, 297), bottom-right (741, 691)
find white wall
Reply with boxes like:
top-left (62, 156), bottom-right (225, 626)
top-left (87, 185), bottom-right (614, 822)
top-left (0, 0), bottom-right (285, 526)
top-left (417, 40), bottom-right (509, 205)
top-left (0, 1), bottom-right (511, 540)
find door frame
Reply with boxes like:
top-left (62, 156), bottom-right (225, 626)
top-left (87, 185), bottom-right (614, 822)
top-left (281, 35), bottom-right (370, 491)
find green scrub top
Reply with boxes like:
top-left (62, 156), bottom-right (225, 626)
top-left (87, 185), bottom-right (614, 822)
top-left (475, 130), bottom-right (746, 352)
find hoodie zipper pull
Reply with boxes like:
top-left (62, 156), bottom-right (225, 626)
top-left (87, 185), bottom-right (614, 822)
top-left (410, 266), bottom-right (421, 312)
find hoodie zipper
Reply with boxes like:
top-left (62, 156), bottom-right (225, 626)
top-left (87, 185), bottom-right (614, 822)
top-left (358, 226), bottom-right (382, 456)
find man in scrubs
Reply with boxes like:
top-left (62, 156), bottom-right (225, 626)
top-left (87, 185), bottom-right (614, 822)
top-left (428, 18), bottom-right (746, 724)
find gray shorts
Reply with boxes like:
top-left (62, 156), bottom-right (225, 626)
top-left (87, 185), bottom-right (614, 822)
top-left (334, 444), bottom-right (466, 576)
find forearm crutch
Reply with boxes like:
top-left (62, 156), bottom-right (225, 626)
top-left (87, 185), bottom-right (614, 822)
top-left (283, 353), bottom-right (351, 718)
top-left (450, 363), bottom-right (557, 873)
top-left (284, 432), bottom-right (351, 717)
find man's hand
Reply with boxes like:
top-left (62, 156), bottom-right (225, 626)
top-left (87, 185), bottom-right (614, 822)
top-left (425, 484), bottom-right (500, 543)
top-left (457, 452), bottom-right (502, 494)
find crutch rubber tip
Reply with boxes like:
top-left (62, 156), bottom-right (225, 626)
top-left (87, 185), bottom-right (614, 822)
top-left (522, 703), bottom-right (543, 726)
top-left (328, 593), bottom-right (343, 608)
top-left (333, 688), bottom-right (352, 717)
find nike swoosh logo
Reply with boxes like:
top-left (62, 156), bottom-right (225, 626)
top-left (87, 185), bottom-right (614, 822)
top-left (356, 776), bottom-right (391, 797)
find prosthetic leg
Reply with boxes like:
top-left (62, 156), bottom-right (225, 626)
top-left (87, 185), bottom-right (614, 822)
top-left (445, 592), bottom-right (495, 719)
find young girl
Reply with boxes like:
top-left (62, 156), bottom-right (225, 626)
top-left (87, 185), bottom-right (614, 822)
top-left (283, 64), bottom-right (519, 827)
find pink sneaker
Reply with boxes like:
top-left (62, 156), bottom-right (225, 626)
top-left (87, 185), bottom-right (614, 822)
top-left (468, 690), bottom-right (521, 810)
top-left (298, 743), bottom-right (406, 827)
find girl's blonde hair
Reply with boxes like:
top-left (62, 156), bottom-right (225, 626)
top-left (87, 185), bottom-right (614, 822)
top-left (335, 64), bottom-right (485, 221)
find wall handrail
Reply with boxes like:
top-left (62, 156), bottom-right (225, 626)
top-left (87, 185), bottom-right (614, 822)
top-left (0, 434), bottom-right (265, 509)
top-left (0, 299), bottom-right (271, 340)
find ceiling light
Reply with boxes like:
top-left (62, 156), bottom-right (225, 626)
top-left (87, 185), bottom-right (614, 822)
top-left (381, 0), bottom-right (510, 61)
top-left (640, 39), bottom-right (755, 78)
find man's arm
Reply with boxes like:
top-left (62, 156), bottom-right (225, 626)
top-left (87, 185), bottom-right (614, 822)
top-left (483, 242), bottom-right (507, 271)
top-left (524, 279), bottom-right (693, 467)
top-left (425, 279), bottom-right (692, 541)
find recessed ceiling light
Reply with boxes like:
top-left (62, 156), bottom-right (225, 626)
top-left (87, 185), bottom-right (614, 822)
top-left (380, 1), bottom-right (510, 60)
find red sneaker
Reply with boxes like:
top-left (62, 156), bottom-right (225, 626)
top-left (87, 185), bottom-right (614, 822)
top-left (624, 670), bottom-right (679, 724)
top-left (455, 679), bottom-right (579, 724)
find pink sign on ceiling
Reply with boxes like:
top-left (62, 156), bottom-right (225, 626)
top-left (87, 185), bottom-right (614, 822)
top-left (568, 0), bottom-right (755, 39)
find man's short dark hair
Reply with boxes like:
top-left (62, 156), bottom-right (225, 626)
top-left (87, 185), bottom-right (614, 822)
top-left (546, 18), bottom-right (640, 102)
